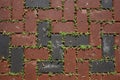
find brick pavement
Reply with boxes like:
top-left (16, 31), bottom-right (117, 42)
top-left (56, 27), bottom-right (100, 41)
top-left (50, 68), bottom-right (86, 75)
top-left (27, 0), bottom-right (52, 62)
top-left (0, 0), bottom-right (120, 80)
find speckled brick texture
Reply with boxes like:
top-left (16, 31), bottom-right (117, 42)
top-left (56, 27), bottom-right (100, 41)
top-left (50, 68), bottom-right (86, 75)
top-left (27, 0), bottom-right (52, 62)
top-left (0, 0), bottom-right (120, 80)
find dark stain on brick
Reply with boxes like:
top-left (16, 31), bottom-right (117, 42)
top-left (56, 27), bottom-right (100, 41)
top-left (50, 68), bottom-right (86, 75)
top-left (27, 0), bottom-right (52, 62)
top-left (90, 60), bottom-right (115, 73)
top-left (0, 34), bottom-right (10, 59)
top-left (101, 0), bottom-right (112, 9)
top-left (10, 47), bottom-right (24, 73)
top-left (38, 61), bottom-right (63, 73)
top-left (25, 0), bottom-right (50, 8)
top-left (38, 21), bottom-right (50, 46)
top-left (102, 34), bottom-right (114, 58)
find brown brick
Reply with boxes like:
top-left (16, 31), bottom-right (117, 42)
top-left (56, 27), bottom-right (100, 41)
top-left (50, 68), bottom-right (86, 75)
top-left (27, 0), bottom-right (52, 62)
top-left (64, 0), bottom-right (74, 20)
top-left (24, 61), bottom-right (37, 80)
top-left (102, 74), bottom-right (120, 80)
top-left (77, 61), bottom-right (89, 80)
top-left (77, 10), bottom-right (88, 33)
top-left (114, 0), bottom-right (120, 21)
top-left (12, 0), bottom-right (24, 19)
top-left (90, 23), bottom-right (101, 46)
top-left (64, 48), bottom-right (76, 73)
top-left (51, 0), bottom-right (62, 8)
top-left (0, 22), bottom-right (24, 32)
top-left (115, 36), bottom-right (120, 46)
top-left (90, 74), bottom-right (102, 80)
top-left (25, 48), bottom-right (49, 60)
top-left (0, 75), bottom-right (22, 80)
top-left (0, 8), bottom-right (11, 20)
top-left (103, 23), bottom-right (120, 33)
top-left (52, 22), bottom-right (75, 33)
top-left (38, 74), bottom-right (49, 80)
top-left (90, 10), bottom-right (112, 20)
top-left (77, 0), bottom-right (100, 8)
top-left (11, 34), bottom-right (36, 46)
top-left (38, 9), bottom-right (62, 20)
top-left (0, 61), bottom-right (9, 73)
top-left (25, 10), bottom-right (37, 33)
top-left (0, 0), bottom-right (11, 8)
top-left (77, 48), bottom-right (102, 59)
top-left (115, 48), bottom-right (120, 73)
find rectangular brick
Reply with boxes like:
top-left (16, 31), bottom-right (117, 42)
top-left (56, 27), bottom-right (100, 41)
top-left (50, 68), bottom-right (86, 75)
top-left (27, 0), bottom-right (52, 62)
top-left (103, 23), bottom-right (120, 33)
top-left (25, 10), bottom-right (37, 33)
top-left (25, 48), bottom-right (49, 60)
top-left (11, 34), bottom-right (36, 46)
top-left (38, 9), bottom-right (62, 20)
top-left (0, 75), bottom-right (22, 80)
top-left (0, 0), bottom-right (11, 8)
top-left (11, 47), bottom-right (23, 73)
top-left (90, 10), bottom-right (112, 21)
top-left (52, 22), bottom-right (75, 33)
top-left (115, 48), bottom-right (120, 72)
top-left (0, 61), bottom-right (9, 73)
top-left (0, 8), bottom-right (11, 20)
top-left (64, 48), bottom-right (76, 73)
top-left (51, 0), bottom-right (62, 8)
top-left (114, 0), bottom-right (120, 21)
top-left (0, 22), bottom-right (24, 33)
top-left (12, 0), bottom-right (24, 19)
top-left (64, 0), bottom-right (74, 20)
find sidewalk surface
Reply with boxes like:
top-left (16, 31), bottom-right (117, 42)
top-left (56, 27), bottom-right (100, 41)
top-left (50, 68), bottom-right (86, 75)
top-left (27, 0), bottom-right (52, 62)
top-left (0, 0), bottom-right (120, 80)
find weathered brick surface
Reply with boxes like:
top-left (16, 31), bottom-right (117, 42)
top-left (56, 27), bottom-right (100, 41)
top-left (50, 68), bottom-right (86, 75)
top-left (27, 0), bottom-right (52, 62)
top-left (0, 0), bottom-right (120, 80)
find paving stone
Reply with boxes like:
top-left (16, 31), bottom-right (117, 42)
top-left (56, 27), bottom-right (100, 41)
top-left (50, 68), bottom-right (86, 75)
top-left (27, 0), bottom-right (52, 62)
top-left (90, 61), bottom-right (115, 73)
top-left (38, 22), bottom-right (50, 46)
top-left (38, 61), bottom-right (63, 73)
top-left (25, 0), bottom-right (50, 8)
top-left (102, 35), bottom-right (114, 58)
top-left (101, 0), bottom-right (112, 9)
top-left (0, 34), bottom-right (10, 59)
top-left (64, 35), bottom-right (89, 47)
top-left (51, 34), bottom-right (63, 60)
top-left (11, 47), bottom-right (23, 73)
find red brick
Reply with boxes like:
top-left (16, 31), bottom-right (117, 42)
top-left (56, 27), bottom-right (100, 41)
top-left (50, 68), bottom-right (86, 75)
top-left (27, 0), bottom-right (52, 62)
top-left (77, 48), bottom-right (102, 59)
top-left (115, 36), bottom-right (120, 46)
top-left (11, 34), bottom-right (36, 46)
top-left (52, 22), bottom-right (75, 33)
top-left (50, 74), bottom-right (76, 80)
top-left (38, 9), bottom-right (62, 20)
top-left (77, 0), bottom-right (100, 8)
top-left (25, 10), bottom-right (37, 33)
top-left (51, 0), bottom-right (62, 8)
top-left (0, 0), bottom-right (11, 8)
top-left (64, 48), bottom-right (76, 73)
top-left (64, 0), bottom-right (74, 20)
top-left (115, 48), bottom-right (120, 72)
top-left (0, 22), bottom-right (24, 32)
top-left (90, 74), bottom-right (102, 80)
top-left (12, 0), bottom-right (24, 19)
top-left (0, 75), bottom-right (22, 80)
top-left (102, 74), bottom-right (120, 80)
top-left (0, 61), bottom-right (9, 73)
top-left (38, 74), bottom-right (49, 80)
top-left (90, 23), bottom-right (101, 46)
top-left (103, 23), bottom-right (120, 33)
top-left (77, 10), bottom-right (88, 32)
top-left (77, 61), bottom-right (89, 80)
top-left (114, 0), bottom-right (120, 21)
top-left (25, 48), bottom-right (49, 60)
top-left (0, 8), bottom-right (11, 20)
top-left (90, 10), bottom-right (112, 20)
top-left (24, 61), bottom-right (37, 80)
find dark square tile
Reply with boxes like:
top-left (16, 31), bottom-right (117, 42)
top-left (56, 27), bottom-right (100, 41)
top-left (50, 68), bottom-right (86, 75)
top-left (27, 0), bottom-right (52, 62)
top-left (101, 0), bottom-right (112, 9)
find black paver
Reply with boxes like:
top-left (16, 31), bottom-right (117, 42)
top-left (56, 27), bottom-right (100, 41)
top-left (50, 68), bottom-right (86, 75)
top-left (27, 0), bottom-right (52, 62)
top-left (38, 22), bottom-right (50, 46)
top-left (25, 0), bottom-right (50, 8)
top-left (102, 35), bottom-right (114, 58)
top-left (101, 0), bottom-right (112, 9)
top-left (64, 35), bottom-right (89, 47)
top-left (90, 60), bottom-right (115, 73)
top-left (38, 61), bottom-right (63, 73)
top-left (51, 34), bottom-right (63, 60)
top-left (0, 34), bottom-right (10, 59)
top-left (10, 47), bottom-right (24, 73)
